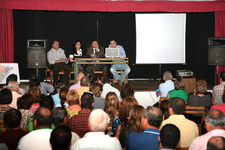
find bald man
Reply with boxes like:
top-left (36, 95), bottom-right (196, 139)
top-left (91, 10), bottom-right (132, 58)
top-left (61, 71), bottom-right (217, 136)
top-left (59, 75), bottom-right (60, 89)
top-left (17, 107), bottom-right (52, 150)
top-left (69, 72), bottom-right (85, 90)
top-left (70, 109), bottom-right (121, 150)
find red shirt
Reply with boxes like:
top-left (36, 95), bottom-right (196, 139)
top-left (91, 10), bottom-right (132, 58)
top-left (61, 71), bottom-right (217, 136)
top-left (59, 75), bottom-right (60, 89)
top-left (69, 109), bottom-right (92, 138)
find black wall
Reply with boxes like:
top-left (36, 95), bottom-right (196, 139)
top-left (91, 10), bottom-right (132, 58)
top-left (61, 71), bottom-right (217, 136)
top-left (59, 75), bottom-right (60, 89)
top-left (13, 10), bottom-right (215, 86)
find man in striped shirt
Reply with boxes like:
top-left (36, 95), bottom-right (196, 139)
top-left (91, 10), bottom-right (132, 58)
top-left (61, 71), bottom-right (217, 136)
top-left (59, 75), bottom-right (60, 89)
top-left (47, 40), bottom-right (71, 84)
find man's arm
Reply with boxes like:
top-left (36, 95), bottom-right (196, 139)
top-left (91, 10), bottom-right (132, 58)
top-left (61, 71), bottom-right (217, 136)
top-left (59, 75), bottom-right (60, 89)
top-left (118, 45), bottom-right (126, 58)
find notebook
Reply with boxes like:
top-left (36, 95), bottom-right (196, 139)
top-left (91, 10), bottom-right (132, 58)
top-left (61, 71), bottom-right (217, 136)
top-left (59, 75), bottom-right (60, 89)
top-left (105, 48), bottom-right (119, 58)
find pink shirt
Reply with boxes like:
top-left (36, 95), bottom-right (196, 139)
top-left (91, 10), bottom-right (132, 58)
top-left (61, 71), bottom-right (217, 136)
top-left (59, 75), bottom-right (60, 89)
top-left (9, 91), bottom-right (21, 109)
top-left (29, 104), bottom-right (40, 113)
top-left (69, 81), bottom-right (81, 90)
top-left (189, 129), bottom-right (225, 150)
top-left (210, 103), bottom-right (225, 115)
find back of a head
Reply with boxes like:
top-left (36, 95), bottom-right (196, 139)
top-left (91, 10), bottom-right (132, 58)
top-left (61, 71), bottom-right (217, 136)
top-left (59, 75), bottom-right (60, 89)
top-left (66, 90), bottom-right (79, 106)
top-left (6, 74), bottom-right (17, 85)
top-left (29, 78), bottom-right (40, 88)
top-left (196, 79), bottom-right (207, 94)
top-left (0, 88), bottom-right (12, 105)
top-left (54, 80), bottom-right (67, 92)
top-left (160, 100), bottom-right (170, 120)
top-left (40, 96), bottom-right (55, 110)
top-left (102, 77), bottom-right (110, 84)
top-left (7, 81), bottom-right (19, 91)
top-left (90, 83), bottom-right (103, 97)
top-left (33, 107), bottom-right (52, 127)
top-left (143, 106), bottom-right (163, 128)
top-left (80, 76), bottom-right (90, 86)
top-left (105, 92), bottom-right (119, 109)
top-left (174, 77), bottom-right (185, 90)
top-left (81, 92), bottom-right (94, 109)
top-left (52, 107), bottom-right (68, 126)
top-left (163, 71), bottom-right (172, 81)
top-left (77, 72), bottom-right (85, 81)
top-left (205, 109), bottom-right (225, 128)
top-left (220, 71), bottom-right (225, 82)
top-left (17, 94), bottom-right (33, 110)
top-left (59, 87), bottom-right (68, 107)
top-left (4, 108), bottom-right (21, 128)
top-left (169, 97), bottom-right (186, 115)
top-left (160, 124), bottom-right (180, 149)
top-left (120, 83), bottom-right (135, 99)
top-left (89, 109), bottom-right (109, 132)
top-left (207, 136), bottom-right (225, 150)
top-left (50, 125), bottom-right (72, 150)
top-left (28, 87), bottom-right (41, 103)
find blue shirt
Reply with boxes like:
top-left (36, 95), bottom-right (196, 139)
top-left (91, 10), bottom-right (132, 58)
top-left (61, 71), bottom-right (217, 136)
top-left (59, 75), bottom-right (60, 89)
top-left (159, 80), bottom-right (174, 97)
top-left (126, 128), bottom-right (160, 150)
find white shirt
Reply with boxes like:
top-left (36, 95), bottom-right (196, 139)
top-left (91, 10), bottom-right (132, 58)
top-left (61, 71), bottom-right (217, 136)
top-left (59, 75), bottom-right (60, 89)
top-left (70, 132), bottom-right (122, 150)
top-left (17, 129), bottom-right (52, 150)
top-left (74, 49), bottom-right (82, 56)
top-left (159, 80), bottom-right (174, 97)
top-left (101, 83), bottom-right (121, 101)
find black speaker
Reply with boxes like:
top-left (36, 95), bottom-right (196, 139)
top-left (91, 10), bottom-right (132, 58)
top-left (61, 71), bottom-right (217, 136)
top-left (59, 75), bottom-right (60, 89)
top-left (27, 39), bottom-right (47, 68)
top-left (208, 37), bottom-right (225, 66)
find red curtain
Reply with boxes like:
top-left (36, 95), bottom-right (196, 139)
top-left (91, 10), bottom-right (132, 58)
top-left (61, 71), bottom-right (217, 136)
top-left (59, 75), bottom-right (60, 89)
top-left (0, 9), bottom-right (14, 63)
top-left (214, 11), bottom-right (225, 85)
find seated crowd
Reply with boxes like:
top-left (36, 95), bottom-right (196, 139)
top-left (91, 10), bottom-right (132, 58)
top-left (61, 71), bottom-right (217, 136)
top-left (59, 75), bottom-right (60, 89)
top-left (0, 70), bottom-right (225, 150)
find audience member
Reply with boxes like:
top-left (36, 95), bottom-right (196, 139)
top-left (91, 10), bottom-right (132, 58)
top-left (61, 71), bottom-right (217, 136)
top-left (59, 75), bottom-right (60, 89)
top-left (90, 82), bottom-right (104, 109)
top-left (207, 136), bottom-right (225, 150)
top-left (66, 89), bottom-right (81, 119)
top-left (189, 109), bottom-right (225, 150)
top-left (70, 109), bottom-right (121, 150)
top-left (0, 109), bottom-right (27, 150)
top-left (159, 71), bottom-right (174, 97)
top-left (51, 80), bottom-right (67, 107)
top-left (39, 96), bottom-right (55, 110)
top-left (120, 83), bottom-right (135, 101)
top-left (100, 77), bottom-right (121, 101)
top-left (47, 40), bottom-right (71, 85)
top-left (52, 107), bottom-right (79, 145)
top-left (160, 97), bottom-right (199, 147)
top-left (76, 76), bottom-right (90, 100)
top-left (0, 88), bottom-right (12, 120)
top-left (126, 106), bottom-right (163, 150)
top-left (69, 92), bottom-right (94, 137)
top-left (5, 74), bottom-right (25, 95)
top-left (160, 100), bottom-right (170, 120)
top-left (58, 87), bottom-right (69, 108)
top-left (7, 81), bottom-right (21, 109)
top-left (50, 125), bottom-right (72, 150)
top-left (187, 79), bottom-right (212, 111)
top-left (211, 88), bottom-right (225, 115)
top-left (104, 92), bottom-right (120, 136)
top-left (212, 71), bottom-right (225, 104)
top-left (85, 39), bottom-right (107, 82)
top-left (17, 94), bottom-right (33, 127)
top-left (108, 38), bottom-right (131, 84)
top-left (166, 77), bottom-right (188, 102)
top-left (69, 72), bottom-right (85, 90)
top-left (119, 105), bottom-right (144, 148)
top-left (25, 75), bottom-right (54, 96)
top-left (159, 124), bottom-right (180, 150)
top-left (28, 86), bottom-right (41, 113)
top-left (17, 107), bottom-right (52, 150)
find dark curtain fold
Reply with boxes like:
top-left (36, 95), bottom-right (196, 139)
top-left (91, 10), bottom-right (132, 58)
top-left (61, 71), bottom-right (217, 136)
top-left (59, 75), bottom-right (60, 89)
top-left (0, 9), bottom-right (14, 63)
top-left (214, 11), bottom-right (225, 85)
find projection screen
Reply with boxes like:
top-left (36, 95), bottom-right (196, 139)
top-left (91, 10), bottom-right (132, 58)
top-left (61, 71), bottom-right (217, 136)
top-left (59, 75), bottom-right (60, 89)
top-left (135, 13), bottom-right (186, 64)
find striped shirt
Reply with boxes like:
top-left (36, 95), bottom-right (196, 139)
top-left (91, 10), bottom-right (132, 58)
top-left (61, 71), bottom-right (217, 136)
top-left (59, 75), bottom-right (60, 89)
top-left (212, 82), bottom-right (225, 98)
top-left (47, 48), bottom-right (67, 64)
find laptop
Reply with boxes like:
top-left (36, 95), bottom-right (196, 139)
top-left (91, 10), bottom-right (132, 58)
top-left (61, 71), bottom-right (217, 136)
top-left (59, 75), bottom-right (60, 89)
top-left (105, 48), bottom-right (119, 58)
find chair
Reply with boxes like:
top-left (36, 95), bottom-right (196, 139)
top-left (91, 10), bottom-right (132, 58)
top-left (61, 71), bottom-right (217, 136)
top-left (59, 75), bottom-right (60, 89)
top-left (107, 123), bottom-right (112, 133)
top-left (184, 106), bottom-right (205, 135)
top-left (159, 97), bottom-right (167, 107)
top-left (0, 119), bottom-right (5, 133)
top-left (176, 147), bottom-right (189, 150)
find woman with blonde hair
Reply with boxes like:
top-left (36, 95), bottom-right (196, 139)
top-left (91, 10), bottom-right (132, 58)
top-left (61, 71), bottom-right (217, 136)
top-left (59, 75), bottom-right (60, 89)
top-left (104, 92), bottom-right (120, 136)
top-left (119, 105), bottom-right (144, 148)
top-left (66, 89), bottom-right (81, 119)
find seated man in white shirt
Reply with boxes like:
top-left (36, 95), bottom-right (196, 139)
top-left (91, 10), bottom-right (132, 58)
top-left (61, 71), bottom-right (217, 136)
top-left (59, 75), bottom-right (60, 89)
top-left (159, 71), bottom-right (174, 97)
top-left (47, 40), bottom-right (71, 85)
top-left (70, 109), bottom-right (122, 150)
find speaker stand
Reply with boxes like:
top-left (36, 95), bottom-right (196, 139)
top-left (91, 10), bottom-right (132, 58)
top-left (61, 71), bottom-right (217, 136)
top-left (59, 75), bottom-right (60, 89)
top-left (36, 68), bottom-right (39, 78)
top-left (216, 65), bottom-right (219, 85)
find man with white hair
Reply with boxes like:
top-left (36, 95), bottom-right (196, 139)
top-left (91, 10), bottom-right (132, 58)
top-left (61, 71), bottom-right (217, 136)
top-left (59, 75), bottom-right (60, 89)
top-left (159, 71), bottom-right (174, 97)
top-left (70, 109), bottom-right (122, 150)
top-left (8, 81), bottom-right (21, 109)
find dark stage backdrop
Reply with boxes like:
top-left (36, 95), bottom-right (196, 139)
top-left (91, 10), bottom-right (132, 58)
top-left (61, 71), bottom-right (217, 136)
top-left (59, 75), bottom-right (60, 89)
top-left (13, 10), bottom-right (215, 86)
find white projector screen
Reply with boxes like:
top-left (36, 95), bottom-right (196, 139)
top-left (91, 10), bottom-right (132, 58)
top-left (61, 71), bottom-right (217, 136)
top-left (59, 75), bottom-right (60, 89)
top-left (135, 13), bottom-right (186, 64)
